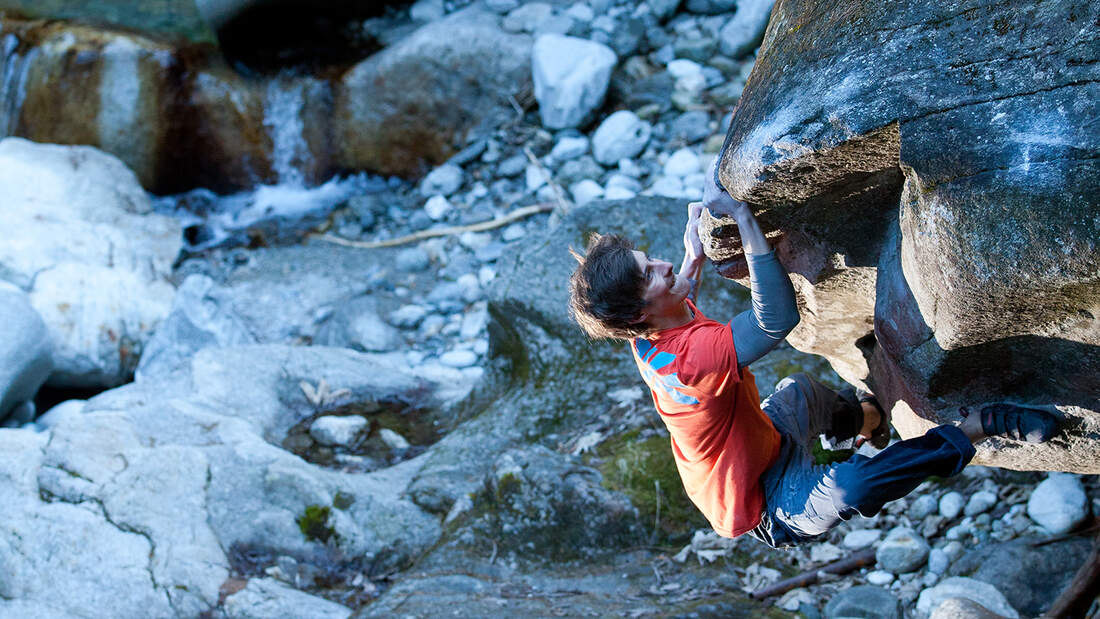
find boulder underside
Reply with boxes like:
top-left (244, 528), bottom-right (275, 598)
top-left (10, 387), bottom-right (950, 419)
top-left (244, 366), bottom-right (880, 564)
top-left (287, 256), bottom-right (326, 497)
top-left (709, 0), bottom-right (1100, 472)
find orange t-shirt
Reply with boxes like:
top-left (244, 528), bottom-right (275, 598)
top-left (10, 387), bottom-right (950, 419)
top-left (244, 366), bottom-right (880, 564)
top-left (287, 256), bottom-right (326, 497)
top-left (630, 300), bottom-right (781, 537)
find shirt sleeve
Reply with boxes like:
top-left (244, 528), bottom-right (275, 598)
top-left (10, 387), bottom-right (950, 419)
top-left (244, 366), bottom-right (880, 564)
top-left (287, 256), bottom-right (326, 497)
top-left (730, 250), bottom-right (800, 368)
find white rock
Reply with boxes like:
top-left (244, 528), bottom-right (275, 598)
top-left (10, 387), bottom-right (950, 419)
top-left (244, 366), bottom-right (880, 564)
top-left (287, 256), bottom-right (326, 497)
top-left (379, 428), bottom-right (411, 451)
top-left (34, 399), bottom-right (86, 431)
top-left (718, 0), bottom-right (775, 58)
top-left (459, 231), bottom-right (492, 250)
top-left (604, 185), bottom-right (636, 200)
top-left (551, 135), bottom-right (589, 160)
top-left (866, 570), bottom-right (895, 586)
top-left (424, 194), bottom-right (452, 220)
top-left (532, 34), bottom-right (617, 129)
top-left (648, 176), bottom-right (685, 198)
top-left (440, 349), bottom-right (478, 368)
top-left (389, 305), bottom-right (428, 328)
top-left (478, 266), bottom-right (496, 286)
top-left (570, 179), bottom-right (605, 206)
top-left (916, 577), bottom-right (1019, 619)
top-left (842, 528), bottom-right (882, 549)
top-left (346, 312), bottom-right (403, 353)
top-left (223, 578), bottom-right (351, 619)
top-left (0, 283), bottom-right (52, 419)
top-left (810, 542), bottom-right (843, 563)
top-left (525, 163), bottom-right (548, 192)
top-left (663, 147), bottom-right (701, 177)
top-left (420, 163), bottom-right (464, 196)
top-left (0, 139), bottom-right (181, 388)
top-left (457, 273), bottom-right (482, 302)
top-left (1027, 473), bottom-right (1088, 534)
top-left (460, 304), bottom-right (490, 339)
top-left (939, 491), bottom-right (965, 519)
top-left (309, 415), bottom-right (368, 446)
top-left (964, 490), bottom-right (997, 517)
top-left (591, 110), bottom-right (652, 164)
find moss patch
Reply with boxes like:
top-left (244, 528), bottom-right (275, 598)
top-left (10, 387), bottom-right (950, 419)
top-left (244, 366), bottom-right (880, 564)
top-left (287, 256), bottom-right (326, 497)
top-left (812, 437), bottom-right (854, 466)
top-left (298, 504), bottom-right (335, 543)
top-left (593, 430), bottom-right (707, 543)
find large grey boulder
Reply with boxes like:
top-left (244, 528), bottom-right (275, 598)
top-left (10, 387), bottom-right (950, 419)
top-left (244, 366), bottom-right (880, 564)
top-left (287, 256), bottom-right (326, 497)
top-left (531, 34), bottom-right (617, 129)
top-left (0, 138), bottom-right (180, 388)
top-left (0, 283), bottom-right (52, 420)
top-left (948, 536), bottom-right (1092, 617)
top-left (707, 0), bottom-right (1100, 472)
top-left (335, 9), bottom-right (533, 176)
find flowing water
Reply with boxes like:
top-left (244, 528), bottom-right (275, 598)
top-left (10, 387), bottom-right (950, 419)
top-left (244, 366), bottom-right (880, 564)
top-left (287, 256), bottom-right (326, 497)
top-left (0, 32), bottom-right (32, 136)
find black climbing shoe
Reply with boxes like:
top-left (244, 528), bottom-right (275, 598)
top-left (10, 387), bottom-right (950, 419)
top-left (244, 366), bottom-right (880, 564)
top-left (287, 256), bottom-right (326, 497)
top-left (960, 403), bottom-right (1061, 443)
top-left (855, 393), bottom-right (891, 450)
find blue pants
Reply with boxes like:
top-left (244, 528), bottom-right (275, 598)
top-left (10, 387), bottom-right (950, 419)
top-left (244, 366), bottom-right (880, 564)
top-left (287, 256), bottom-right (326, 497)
top-left (749, 374), bottom-right (976, 548)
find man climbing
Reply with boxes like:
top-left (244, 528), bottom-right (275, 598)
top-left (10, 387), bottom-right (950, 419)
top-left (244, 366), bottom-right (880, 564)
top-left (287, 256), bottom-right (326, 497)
top-left (567, 158), bottom-right (1061, 547)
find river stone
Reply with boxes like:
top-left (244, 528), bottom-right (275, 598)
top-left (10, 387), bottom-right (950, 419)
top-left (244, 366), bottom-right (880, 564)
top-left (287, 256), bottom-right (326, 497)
top-left (708, 0), bottom-right (1100, 473)
top-left (336, 9), bottom-right (532, 176)
top-left (591, 110), bottom-right (652, 164)
top-left (0, 138), bottom-right (181, 387)
top-left (717, 0), bottom-right (774, 58)
top-left (0, 283), bottom-right (51, 420)
top-left (420, 163), bottom-right (465, 196)
top-left (1027, 473), bottom-right (1088, 534)
top-left (928, 597), bottom-right (1007, 619)
top-left (875, 527), bottom-right (929, 574)
top-left (964, 490), bottom-right (997, 517)
top-left (916, 577), bottom-right (1019, 619)
top-left (909, 494), bottom-right (938, 521)
top-left (939, 491), bottom-right (964, 520)
top-left (222, 578), bottom-right (351, 619)
top-left (823, 585), bottom-right (900, 619)
top-left (685, 0), bottom-right (737, 15)
top-left (531, 34), bottom-right (617, 129)
top-left (310, 415), bottom-right (369, 447)
top-left (314, 295), bottom-right (404, 353)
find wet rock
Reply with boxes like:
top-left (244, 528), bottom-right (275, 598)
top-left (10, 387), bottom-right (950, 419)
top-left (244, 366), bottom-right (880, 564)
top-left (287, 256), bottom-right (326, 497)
top-left (916, 577), bottom-right (1019, 619)
top-left (824, 585), bottom-right (900, 619)
top-left (531, 34), bottom-right (616, 129)
top-left (310, 415), bottom-right (369, 447)
top-left (685, 0), bottom-right (737, 15)
top-left (0, 283), bottom-right (52, 420)
top-left (964, 490), bottom-right (997, 517)
top-left (1027, 473), bottom-right (1088, 534)
top-left (909, 494), bottom-right (938, 521)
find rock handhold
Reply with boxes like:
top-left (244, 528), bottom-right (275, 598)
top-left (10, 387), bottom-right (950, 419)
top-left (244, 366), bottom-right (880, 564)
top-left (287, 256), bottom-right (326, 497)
top-left (0, 283), bottom-right (52, 421)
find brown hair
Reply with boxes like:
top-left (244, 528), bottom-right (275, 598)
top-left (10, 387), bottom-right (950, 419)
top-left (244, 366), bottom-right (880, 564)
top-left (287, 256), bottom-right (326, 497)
top-left (568, 233), bottom-right (651, 340)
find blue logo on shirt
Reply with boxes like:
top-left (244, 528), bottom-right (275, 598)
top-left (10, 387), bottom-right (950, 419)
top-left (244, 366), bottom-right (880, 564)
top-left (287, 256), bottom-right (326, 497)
top-left (635, 339), bottom-right (699, 405)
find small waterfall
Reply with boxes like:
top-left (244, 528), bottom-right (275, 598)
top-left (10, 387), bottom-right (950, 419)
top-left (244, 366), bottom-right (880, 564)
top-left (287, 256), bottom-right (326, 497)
top-left (262, 75), bottom-right (312, 186)
top-left (0, 33), bottom-right (33, 136)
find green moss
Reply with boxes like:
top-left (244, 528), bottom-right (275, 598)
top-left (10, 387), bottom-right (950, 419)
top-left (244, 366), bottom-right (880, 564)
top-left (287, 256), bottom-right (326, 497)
top-left (297, 505), bottom-right (335, 543)
top-left (496, 472), bottom-right (522, 499)
top-left (333, 491), bottom-right (355, 511)
top-left (594, 431), bottom-right (707, 543)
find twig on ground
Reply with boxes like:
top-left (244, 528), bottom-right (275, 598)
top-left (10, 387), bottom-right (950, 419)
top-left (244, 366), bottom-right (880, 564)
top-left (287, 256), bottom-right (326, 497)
top-left (523, 146), bottom-right (571, 211)
top-left (749, 548), bottom-right (877, 600)
top-left (312, 203), bottom-right (552, 249)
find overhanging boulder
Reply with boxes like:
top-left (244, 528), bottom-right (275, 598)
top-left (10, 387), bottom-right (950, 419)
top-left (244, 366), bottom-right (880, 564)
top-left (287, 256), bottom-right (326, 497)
top-left (709, 0), bottom-right (1100, 471)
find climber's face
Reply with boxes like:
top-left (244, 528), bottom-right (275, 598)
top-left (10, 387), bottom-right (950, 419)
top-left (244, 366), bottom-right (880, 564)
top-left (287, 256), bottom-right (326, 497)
top-left (632, 250), bottom-right (691, 322)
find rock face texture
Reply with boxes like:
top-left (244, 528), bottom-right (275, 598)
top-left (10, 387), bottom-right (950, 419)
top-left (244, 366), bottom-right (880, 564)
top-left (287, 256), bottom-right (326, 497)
top-left (707, 0), bottom-right (1100, 472)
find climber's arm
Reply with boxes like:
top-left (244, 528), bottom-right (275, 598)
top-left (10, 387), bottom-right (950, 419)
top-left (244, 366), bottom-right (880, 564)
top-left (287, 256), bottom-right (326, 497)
top-left (702, 157), bottom-right (799, 368)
